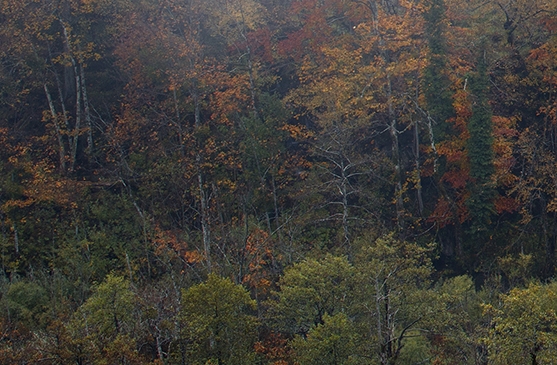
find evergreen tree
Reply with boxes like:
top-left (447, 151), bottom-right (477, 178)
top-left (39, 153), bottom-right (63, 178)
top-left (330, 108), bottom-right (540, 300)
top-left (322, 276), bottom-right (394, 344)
top-left (423, 0), bottom-right (455, 137)
top-left (466, 51), bottom-right (496, 233)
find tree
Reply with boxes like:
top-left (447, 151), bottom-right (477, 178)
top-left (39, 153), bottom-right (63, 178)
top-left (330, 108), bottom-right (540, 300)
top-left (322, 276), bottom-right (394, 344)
top-left (108, 0), bottom-right (285, 276)
top-left (423, 0), bottom-right (456, 138)
top-left (270, 236), bottom-right (435, 365)
top-left (2, 280), bottom-right (48, 328)
top-left (427, 275), bottom-right (487, 364)
top-left (505, 27), bottom-right (557, 278)
top-left (484, 282), bottom-right (557, 365)
top-left (466, 51), bottom-right (497, 234)
top-left (282, 0), bottom-right (430, 233)
top-left (69, 274), bottom-right (144, 364)
top-left (269, 254), bottom-right (356, 336)
top-left (354, 233), bottom-right (434, 365)
top-left (290, 313), bottom-right (360, 365)
top-left (0, 0), bottom-right (126, 174)
top-left (180, 274), bottom-right (258, 365)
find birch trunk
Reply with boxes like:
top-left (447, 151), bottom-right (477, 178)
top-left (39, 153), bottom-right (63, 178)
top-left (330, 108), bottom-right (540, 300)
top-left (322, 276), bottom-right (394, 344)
top-left (198, 165), bottom-right (212, 272)
top-left (193, 89), bottom-right (212, 272)
top-left (60, 19), bottom-right (81, 172)
top-left (71, 57), bottom-right (81, 172)
top-left (79, 63), bottom-right (93, 156)
top-left (44, 83), bottom-right (67, 172)
top-left (414, 121), bottom-right (424, 216)
top-left (387, 76), bottom-right (404, 230)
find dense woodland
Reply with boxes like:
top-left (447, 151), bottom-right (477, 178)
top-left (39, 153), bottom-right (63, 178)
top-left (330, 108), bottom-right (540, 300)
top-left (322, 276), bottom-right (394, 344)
top-left (3, 0), bottom-right (557, 363)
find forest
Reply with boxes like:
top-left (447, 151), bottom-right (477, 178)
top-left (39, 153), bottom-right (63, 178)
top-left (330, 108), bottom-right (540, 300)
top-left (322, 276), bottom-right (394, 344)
top-left (2, 0), bottom-right (557, 363)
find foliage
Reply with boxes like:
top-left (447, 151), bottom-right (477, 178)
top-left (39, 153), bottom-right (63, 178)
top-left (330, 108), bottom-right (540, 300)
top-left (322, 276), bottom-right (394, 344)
top-left (2, 280), bottom-right (48, 327)
top-left (466, 51), bottom-right (496, 233)
top-left (180, 274), bottom-right (259, 365)
top-left (423, 0), bottom-right (456, 135)
top-left (2, 0), bottom-right (557, 362)
top-left (68, 274), bottom-right (144, 364)
top-left (290, 313), bottom-right (361, 365)
top-left (269, 254), bottom-right (356, 335)
top-left (484, 282), bottom-right (557, 365)
top-left (354, 234), bottom-right (435, 365)
top-left (428, 275), bottom-right (486, 364)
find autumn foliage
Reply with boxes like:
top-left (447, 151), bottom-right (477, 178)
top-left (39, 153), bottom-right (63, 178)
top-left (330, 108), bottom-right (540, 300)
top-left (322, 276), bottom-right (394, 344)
top-left (3, 0), bottom-right (557, 363)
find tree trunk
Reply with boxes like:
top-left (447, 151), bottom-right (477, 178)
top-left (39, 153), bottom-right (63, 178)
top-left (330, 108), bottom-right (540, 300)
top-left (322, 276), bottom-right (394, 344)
top-left (414, 120), bottom-right (424, 216)
top-left (198, 161), bottom-right (212, 272)
top-left (340, 161), bottom-right (351, 256)
top-left (71, 56), bottom-right (81, 172)
top-left (79, 63), bottom-right (93, 156)
top-left (44, 83), bottom-right (67, 172)
top-left (12, 223), bottom-right (19, 255)
top-left (388, 80), bottom-right (404, 230)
